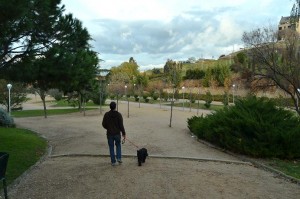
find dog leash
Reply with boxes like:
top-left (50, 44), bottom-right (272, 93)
top-left (122, 137), bottom-right (139, 149)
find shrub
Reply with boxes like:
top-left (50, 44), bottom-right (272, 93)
top-left (48, 89), bottom-right (63, 101)
top-left (161, 92), bottom-right (169, 101)
top-left (222, 92), bottom-right (229, 106)
top-left (152, 93), bottom-right (159, 100)
top-left (204, 91), bottom-right (212, 108)
top-left (0, 108), bottom-right (15, 127)
top-left (110, 95), bottom-right (115, 100)
top-left (134, 94), bottom-right (139, 102)
top-left (142, 92), bottom-right (149, 100)
top-left (91, 92), bottom-right (107, 105)
top-left (187, 96), bottom-right (300, 159)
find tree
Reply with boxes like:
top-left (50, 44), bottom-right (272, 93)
top-left (110, 60), bottom-right (139, 81)
top-left (0, 79), bottom-right (27, 111)
top-left (163, 59), bottom-right (182, 127)
top-left (109, 59), bottom-right (140, 96)
top-left (242, 26), bottom-right (300, 115)
top-left (0, 0), bottom-right (64, 69)
top-left (290, 0), bottom-right (300, 29)
top-left (164, 59), bottom-right (182, 88)
top-left (4, 14), bottom-right (99, 117)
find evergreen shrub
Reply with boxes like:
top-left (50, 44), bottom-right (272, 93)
top-left (0, 108), bottom-right (15, 127)
top-left (204, 91), bottom-right (212, 108)
top-left (187, 96), bottom-right (300, 159)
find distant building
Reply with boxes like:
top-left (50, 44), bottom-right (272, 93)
top-left (278, 16), bottom-right (300, 40)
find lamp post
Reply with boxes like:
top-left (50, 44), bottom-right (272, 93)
top-left (99, 80), bottom-right (102, 114)
top-left (169, 84), bottom-right (175, 127)
top-left (189, 87), bottom-right (192, 112)
top-left (182, 86), bottom-right (185, 111)
top-left (133, 83), bottom-right (136, 105)
top-left (197, 86), bottom-right (200, 115)
top-left (232, 84), bottom-right (236, 104)
top-left (159, 89), bottom-right (161, 109)
top-left (125, 85), bottom-right (129, 118)
top-left (297, 88), bottom-right (300, 108)
top-left (107, 83), bottom-right (110, 99)
top-left (7, 84), bottom-right (12, 116)
top-left (98, 69), bottom-right (109, 114)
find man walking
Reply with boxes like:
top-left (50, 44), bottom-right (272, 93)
top-left (102, 101), bottom-right (126, 166)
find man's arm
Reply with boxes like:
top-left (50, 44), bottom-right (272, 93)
top-left (118, 113), bottom-right (126, 137)
top-left (102, 113), bottom-right (107, 129)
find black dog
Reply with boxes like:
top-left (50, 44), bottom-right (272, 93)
top-left (137, 148), bottom-right (148, 166)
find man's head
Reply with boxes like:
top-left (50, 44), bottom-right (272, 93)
top-left (110, 102), bottom-right (116, 110)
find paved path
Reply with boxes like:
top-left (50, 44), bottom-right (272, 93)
top-left (7, 101), bottom-right (300, 199)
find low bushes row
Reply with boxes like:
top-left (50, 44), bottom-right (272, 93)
top-left (187, 96), bottom-right (300, 159)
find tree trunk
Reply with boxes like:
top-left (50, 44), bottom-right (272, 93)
top-left (40, 90), bottom-right (47, 118)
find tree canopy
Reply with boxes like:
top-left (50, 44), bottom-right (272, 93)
top-left (243, 26), bottom-right (300, 115)
top-left (0, 0), bottom-right (100, 117)
top-left (0, 0), bottom-right (64, 69)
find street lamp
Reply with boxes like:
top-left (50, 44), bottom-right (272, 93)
top-left (133, 83), bottom-right (136, 104)
top-left (189, 87), bottom-right (192, 112)
top-left (232, 84), bottom-right (236, 104)
top-left (182, 86), bottom-right (185, 111)
top-left (125, 85), bottom-right (129, 118)
top-left (197, 86), bottom-right (200, 115)
top-left (98, 69), bottom-right (109, 114)
top-left (7, 84), bottom-right (12, 116)
top-left (159, 88), bottom-right (162, 109)
top-left (297, 88), bottom-right (300, 107)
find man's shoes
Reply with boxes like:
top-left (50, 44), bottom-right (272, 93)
top-left (111, 162), bottom-right (117, 166)
top-left (117, 159), bottom-right (122, 164)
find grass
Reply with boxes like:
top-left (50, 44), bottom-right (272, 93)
top-left (0, 127), bottom-right (47, 188)
top-left (172, 102), bottom-right (224, 111)
top-left (11, 108), bottom-right (96, 118)
top-left (113, 97), bottom-right (225, 111)
top-left (51, 99), bottom-right (99, 107)
top-left (266, 159), bottom-right (300, 179)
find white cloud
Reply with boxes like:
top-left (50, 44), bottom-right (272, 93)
top-left (62, 0), bottom-right (294, 70)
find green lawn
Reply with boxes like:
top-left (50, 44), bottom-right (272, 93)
top-left (51, 99), bottom-right (99, 107)
top-left (0, 127), bottom-right (47, 188)
top-left (266, 159), bottom-right (300, 180)
top-left (11, 108), bottom-right (96, 118)
top-left (172, 102), bottom-right (224, 111)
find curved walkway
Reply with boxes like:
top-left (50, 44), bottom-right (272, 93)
top-left (8, 101), bottom-right (300, 199)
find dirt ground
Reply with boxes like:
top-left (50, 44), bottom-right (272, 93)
top-left (5, 99), bottom-right (300, 199)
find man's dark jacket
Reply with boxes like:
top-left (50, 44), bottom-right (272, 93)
top-left (102, 110), bottom-right (126, 136)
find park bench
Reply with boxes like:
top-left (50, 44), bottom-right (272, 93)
top-left (0, 152), bottom-right (9, 199)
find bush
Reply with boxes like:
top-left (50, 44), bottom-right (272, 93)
top-left (110, 95), bottom-right (115, 100)
top-left (135, 96), bottom-right (139, 102)
top-left (152, 93), bottom-right (158, 101)
top-left (0, 108), bottom-right (14, 127)
top-left (187, 96), bottom-right (300, 159)
top-left (204, 91), bottom-right (212, 108)
top-left (91, 92), bottom-right (107, 105)
top-left (48, 89), bottom-right (63, 101)
top-left (222, 92), bottom-right (229, 106)
top-left (161, 92), bottom-right (169, 101)
top-left (142, 92), bottom-right (150, 100)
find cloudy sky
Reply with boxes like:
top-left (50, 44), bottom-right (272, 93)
top-left (61, 0), bottom-right (294, 70)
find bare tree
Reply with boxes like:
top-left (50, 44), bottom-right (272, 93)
top-left (242, 26), bottom-right (300, 115)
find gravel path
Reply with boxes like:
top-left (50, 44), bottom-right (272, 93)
top-left (7, 101), bottom-right (300, 199)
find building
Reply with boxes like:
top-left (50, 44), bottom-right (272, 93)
top-left (278, 16), bottom-right (300, 40)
